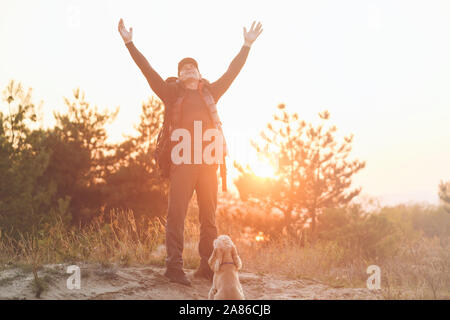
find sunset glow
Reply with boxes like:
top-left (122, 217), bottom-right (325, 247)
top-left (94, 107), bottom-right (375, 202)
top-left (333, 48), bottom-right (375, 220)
top-left (1, 0), bottom-right (450, 205)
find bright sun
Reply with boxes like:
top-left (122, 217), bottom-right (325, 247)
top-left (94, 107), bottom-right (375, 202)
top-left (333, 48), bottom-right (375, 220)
top-left (250, 159), bottom-right (277, 178)
top-left (226, 134), bottom-right (279, 180)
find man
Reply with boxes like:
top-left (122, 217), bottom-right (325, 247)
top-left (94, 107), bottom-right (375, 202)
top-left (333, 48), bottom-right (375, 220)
top-left (118, 18), bottom-right (263, 286)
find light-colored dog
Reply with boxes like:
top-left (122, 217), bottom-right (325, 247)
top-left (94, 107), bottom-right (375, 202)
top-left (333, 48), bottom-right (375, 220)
top-left (208, 235), bottom-right (245, 300)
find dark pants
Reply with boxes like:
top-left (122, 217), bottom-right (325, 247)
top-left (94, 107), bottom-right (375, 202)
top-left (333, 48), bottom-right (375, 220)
top-left (165, 162), bottom-right (218, 270)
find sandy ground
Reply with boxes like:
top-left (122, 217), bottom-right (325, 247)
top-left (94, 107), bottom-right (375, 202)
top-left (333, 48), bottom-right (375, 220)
top-left (0, 263), bottom-right (382, 300)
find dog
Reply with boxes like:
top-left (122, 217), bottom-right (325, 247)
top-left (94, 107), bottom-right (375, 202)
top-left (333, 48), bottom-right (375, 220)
top-left (208, 235), bottom-right (245, 300)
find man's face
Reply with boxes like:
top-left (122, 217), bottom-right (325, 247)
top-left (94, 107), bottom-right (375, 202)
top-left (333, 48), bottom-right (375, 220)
top-left (179, 63), bottom-right (200, 82)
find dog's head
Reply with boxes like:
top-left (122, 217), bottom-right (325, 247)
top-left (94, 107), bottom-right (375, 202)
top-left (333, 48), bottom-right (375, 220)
top-left (208, 235), bottom-right (242, 272)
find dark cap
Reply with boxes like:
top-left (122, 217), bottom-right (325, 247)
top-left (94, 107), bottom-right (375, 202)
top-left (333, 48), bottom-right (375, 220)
top-left (178, 57), bottom-right (199, 76)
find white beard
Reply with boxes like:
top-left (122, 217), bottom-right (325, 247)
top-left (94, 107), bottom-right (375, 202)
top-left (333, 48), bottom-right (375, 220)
top-left (179, 69), bottom-right (200, 81)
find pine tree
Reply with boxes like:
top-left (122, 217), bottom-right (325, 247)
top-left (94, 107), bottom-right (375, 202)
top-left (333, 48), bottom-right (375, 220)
top-left (0, 80), bottom-right (56, 237)
top-left (235, 104), bottom-right (365, 238)
top-left (43, 87), bottom-right (119, 224)
top-left (102, 96), bottom-right (167, 219)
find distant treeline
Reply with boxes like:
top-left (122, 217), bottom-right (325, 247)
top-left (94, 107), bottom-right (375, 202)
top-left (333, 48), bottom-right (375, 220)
top-left (1, 80), bottom-right (449, 240)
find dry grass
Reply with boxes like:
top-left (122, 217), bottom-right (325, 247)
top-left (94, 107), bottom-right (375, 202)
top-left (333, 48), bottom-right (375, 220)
top-left (0, 209), bottom-right (165, 272)
top-left (233, 236), bottom-right (450, 299)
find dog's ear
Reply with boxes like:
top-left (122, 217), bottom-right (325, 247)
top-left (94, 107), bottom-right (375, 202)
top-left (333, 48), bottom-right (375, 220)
top-left (208, 247), bottom-right (222, 272)
top-left (231, 245), bottom-right (242, 270)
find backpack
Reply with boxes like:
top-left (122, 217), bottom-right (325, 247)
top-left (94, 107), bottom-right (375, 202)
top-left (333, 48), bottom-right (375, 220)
top-left (154, 77), bottom-right (178, 180)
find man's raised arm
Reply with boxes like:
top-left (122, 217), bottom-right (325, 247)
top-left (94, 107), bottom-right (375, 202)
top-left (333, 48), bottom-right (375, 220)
top-left (118, 18), bottom-right (169, 102)
top-left (210, 21), bottom-right (263, 102)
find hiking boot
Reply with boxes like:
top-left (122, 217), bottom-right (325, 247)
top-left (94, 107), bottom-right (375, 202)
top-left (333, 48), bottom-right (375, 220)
top-left (164, 268), bottom-right (191, 286)
top-left (193, 263), bottom-right (214, 281)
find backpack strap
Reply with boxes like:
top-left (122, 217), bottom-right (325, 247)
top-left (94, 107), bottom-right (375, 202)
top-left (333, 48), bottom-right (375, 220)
top-left (198, 79), bottom-right (228, 192)
top-left (170, 80), bottom-right (185, 130)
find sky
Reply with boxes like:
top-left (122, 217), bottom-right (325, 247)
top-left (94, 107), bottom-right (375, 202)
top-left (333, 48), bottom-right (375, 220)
top-left (1, 0), bottom-right (449, 205)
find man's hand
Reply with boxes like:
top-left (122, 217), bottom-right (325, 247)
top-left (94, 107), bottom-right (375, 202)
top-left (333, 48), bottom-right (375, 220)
top-left (118, 18), bottom-right (133, 44)
top-left (243, 21), bottom-right (263, 47)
